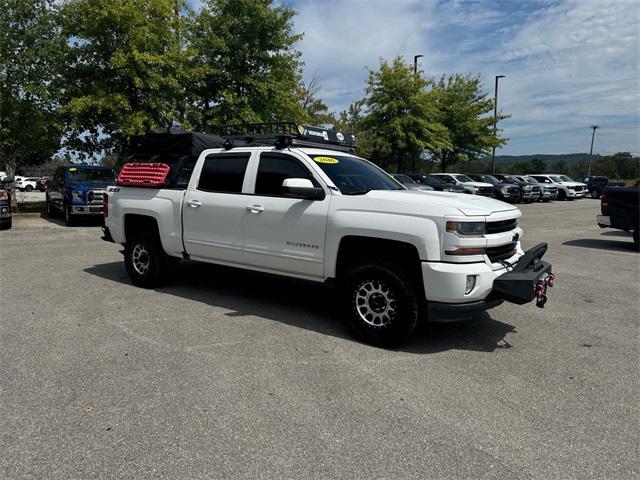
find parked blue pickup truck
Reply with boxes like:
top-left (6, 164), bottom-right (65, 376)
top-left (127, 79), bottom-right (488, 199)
top-left (46, 165), bottom-right (115, 226)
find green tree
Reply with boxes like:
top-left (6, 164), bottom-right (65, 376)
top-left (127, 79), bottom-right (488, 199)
top-left (60, 0), bottom-right (193, 159)
top-left (187, 0), bottom-right (304, 129)
top-left (592, 152), bottom-right (640, 179)
top-left (531, 158), bottom-right (546, 173)
top-left (430, 74), bottom-right (507, 172)
top-left (510, 160), bottom-right (534, 174)
top-left (1, 0), bottom-right (65, 207)
top-left (360, 57), bottom-right (450, 173)
top-left (297, 73), bottom-right (335, 126)
top-left (553, 160), bottom-right (569, 174)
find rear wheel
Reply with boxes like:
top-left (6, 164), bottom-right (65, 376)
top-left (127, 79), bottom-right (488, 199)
top-left (344, 260), bottom-right (420, 346)
top-left (125, 236), bottom-right (177, 288)
top-left (25, 185), bottom-right (33, 192)
top-left (591, 189), bottom-right (600, 199)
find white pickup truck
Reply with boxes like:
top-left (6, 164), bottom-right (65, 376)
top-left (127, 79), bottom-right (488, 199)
top-left (103, 126), bottom-right (553, 345)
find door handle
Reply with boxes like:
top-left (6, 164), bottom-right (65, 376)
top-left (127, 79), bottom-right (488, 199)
top-left (187, 200), bottom-right (202, 208)
top-left (246, 205), bottom-right (264, 213)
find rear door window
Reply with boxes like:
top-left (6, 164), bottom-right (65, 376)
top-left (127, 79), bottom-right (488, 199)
top-left (197, 154), bottom-right (250, 193)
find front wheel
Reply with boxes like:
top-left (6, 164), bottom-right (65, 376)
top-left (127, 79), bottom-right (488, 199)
top-left (345, 260), bottom-right (420, 346)
top-left (25, 185), bottom-right (33, 192)
top-left (591, 190), bottom-right (600, 199)
top-left (64, 204), bottom-right (75, 226)
top-left (558, 190), bottom-right (567, 201)
top-left (125, 236), bottom-right (176, 288)
top-left (633, 229), bottom-right (639, 251)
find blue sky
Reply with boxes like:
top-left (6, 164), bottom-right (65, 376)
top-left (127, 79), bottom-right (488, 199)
top-left (189, 0), bottom-right (639, 156)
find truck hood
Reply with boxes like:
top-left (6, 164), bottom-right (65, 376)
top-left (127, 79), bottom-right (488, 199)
top-left (362, 190), bottom-right (519, 216)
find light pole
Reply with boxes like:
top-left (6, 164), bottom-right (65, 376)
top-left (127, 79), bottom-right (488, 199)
top-left (587, 125), bottom-right (600, 176)
top-left (413, 54), bottom-right (423, 75)
top-left (491, 75), bottom-right (506, 174)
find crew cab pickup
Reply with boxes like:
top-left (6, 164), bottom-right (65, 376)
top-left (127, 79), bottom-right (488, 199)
top-left (103, 126), bottom-right (554, 345)
top-left (46, 165), bottom-right (115, 225)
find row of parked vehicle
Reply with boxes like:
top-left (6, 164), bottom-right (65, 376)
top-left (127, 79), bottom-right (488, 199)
top-left (392, 172), bottom-right (620, 203)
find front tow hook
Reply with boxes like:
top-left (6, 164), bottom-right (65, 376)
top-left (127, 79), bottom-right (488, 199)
top-left (535, 273), bottom-right (556, 308)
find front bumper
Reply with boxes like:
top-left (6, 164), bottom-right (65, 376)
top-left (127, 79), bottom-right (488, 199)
top-left (0, 205), bottom-right (11, 218)
top-left (423, 243), bottom-right (553, 319)
top-left (70, 204), bottom-right (104, 215)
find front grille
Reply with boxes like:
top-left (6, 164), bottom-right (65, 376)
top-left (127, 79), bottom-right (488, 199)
top-left (88, 190), bottom-right (105, 205)
top-left (531, 186), bottom-right (540, 193)
top-left (486, 218), bottom-right (518, 234)
top-left (486, 242), bottom-right (517, 262)
top-left (545, 187), bottom-right (557, 193)
top-left (478, 187), bottom-right (494, 196)
top-left (574, 186), bottom-right (583, 191)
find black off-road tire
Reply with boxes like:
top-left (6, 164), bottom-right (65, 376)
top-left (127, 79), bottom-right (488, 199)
top-left (344, 259), bottom-right (420, 347)
top-left (125, 235), bottom-right (177, 288)
top-left (558, 190), bottom-right (567, 201)
top-left (591, 189), bottom-right (600, 199)
top-left (64, 203), bottom-right (76, 226)
top-left (45, 196), bottom-right (55, 218)
top-left (633, 229), bottom-right (639, 251)
top-left (0, 218), bottom-right (11, 230)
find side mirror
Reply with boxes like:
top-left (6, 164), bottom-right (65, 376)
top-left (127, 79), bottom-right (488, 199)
top-left (282, 178), bottom-right (325, 200)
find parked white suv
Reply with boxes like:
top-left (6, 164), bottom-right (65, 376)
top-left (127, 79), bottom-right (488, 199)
top-left (15, 177), bottom-right (39, 192)
top-left (529, 174), bottom-right (586, 200)
top-left (103, 125), bottom-right (554, 345)
top-left (429, 173), bottom-right (495, 196)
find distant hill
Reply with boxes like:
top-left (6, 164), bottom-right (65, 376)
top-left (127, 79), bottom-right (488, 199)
top-left (483, 153), bottom-right (600, 167)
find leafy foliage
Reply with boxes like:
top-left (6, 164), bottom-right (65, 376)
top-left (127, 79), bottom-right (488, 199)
top-left (60, 0), bottom-right (193, 159)
top-left (430, 74), bottom-right (506, 172)
top-left (359, 57), bottom-right (450, 173)
top-left (0, 0), bottom-right (64, 172)
top-left (187, 0), bottom-right (305, 129)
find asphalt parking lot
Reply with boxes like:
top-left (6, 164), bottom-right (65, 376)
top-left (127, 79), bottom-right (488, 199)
top-left (1, 200), bottom-right (638, 479)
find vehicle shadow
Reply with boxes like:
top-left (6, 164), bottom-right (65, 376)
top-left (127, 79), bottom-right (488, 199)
top-left (563, 238), bottom-right (636, 252)
top-left (600, 230), bottom-right (632, 238)
top-left (84, 260), bottom-right (516, 354)
top-left (39, 211), bottom-right (104, 227)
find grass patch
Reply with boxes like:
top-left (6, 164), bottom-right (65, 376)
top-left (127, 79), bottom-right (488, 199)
top-left (16, 201), bottom-right (45, 213)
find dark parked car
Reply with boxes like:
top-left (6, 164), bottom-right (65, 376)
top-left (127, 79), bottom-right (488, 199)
top-left (597, 186), bottom-right (639, 249)
top-left (415, 175), bottom-right (468, 193)
top-left (0, 178), bottom-right (12, 230)
top-left (493, 174), bottom-right (540, 203)
top-left (467, 174), bottom-right (521, 202)
top-left (391, 174), bottom-right (434, 191)
top-left (581, 176), bottom-right (625, 199)
top-left (46, 165), bottom-right (115, 226)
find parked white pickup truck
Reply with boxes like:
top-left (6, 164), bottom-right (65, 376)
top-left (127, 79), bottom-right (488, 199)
top-left (103, 125), bottom-right (554, 345)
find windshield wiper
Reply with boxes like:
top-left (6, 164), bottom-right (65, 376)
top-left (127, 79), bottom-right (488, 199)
top-left (343, 189), bottom-right (371, 195)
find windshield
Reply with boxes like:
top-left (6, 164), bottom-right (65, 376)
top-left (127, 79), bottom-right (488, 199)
top-left (479, 175), bottom-right (500, 185)
top-left (392, 174), bottom-right (415, 184)
top-left (308, 154), bottom-right (403, 194)
top-left (526, 176), bottom-right (540, 183)
top-left (453, 174), bottom-right (474, 183)
top-left (68, 168), bottom-right (114, 183)
top-left (559, 175), bottom-right (574, 182)
top-left (424, 175), bottom-right (446, 186)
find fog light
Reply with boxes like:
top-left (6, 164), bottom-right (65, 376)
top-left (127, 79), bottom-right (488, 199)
top-left (465, 275), bottom-right (477, 295)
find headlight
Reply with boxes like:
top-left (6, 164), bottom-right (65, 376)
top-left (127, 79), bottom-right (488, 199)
top-left (72, 190), bottom-right (83, 201)
top-left (446, 221), bottom-right (485, 237)
top-left (501, 186), bottom-right (509, 193)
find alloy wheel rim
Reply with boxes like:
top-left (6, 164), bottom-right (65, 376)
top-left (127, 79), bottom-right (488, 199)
top-left (132, 243), bottom-right (151, 275)
top-left (354, 279), bottom-right (397, 327)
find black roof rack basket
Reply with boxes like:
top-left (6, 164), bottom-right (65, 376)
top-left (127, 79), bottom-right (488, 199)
top-left (220, 122), bottom-right (357, 153)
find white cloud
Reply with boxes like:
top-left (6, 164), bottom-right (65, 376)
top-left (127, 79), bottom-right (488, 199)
top-left (292, 0), bottom-right (640, 155)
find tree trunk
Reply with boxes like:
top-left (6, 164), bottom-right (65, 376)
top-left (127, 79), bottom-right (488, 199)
top-left (6, 159), bottom-right (17, 211)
